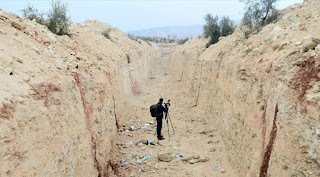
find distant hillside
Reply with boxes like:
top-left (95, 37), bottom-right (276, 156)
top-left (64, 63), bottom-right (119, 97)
top-left (127, 25), bottom-right (203, 39)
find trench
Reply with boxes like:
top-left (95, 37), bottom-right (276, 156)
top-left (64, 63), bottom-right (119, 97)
top-left (113, 45), bottom-right (240, 177)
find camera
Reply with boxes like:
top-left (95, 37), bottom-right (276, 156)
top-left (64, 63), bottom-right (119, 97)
top-left (164, 100), bottom-right (171, 108)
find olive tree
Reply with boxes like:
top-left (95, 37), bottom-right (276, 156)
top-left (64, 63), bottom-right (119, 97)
top-left (240, 0), bottom-right (278, 36)
top-left (203, 14), bottom-right (220, 48)
top-left (220, 16), bottom-right (235, 37)
top-left (203, 14), bottom-right (235, 48)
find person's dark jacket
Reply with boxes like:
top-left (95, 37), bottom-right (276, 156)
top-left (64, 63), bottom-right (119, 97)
top-left (156, 102), bottom-right (168, 118)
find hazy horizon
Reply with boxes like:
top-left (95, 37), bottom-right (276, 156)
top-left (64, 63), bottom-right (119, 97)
top-left (1, 0), bottom-right (303, 31)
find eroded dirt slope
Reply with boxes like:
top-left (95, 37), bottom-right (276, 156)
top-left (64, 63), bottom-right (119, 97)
top-left (169, 0), bottom-right (320, 176)
top-left (0, 9), bottom-right (156, 176)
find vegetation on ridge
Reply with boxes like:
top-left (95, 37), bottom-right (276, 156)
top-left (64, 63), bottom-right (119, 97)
top-left (203, 14), bottom-right (234, 48)
top-left (240, 0), bottom-right (279, 38)
top-left (21, 0), bottom-right (71, 36)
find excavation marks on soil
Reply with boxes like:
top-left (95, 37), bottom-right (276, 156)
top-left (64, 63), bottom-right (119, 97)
top-left (116, 118), bottom-right (232, 177)
top-left (115, 50), bottom-right (237, 176)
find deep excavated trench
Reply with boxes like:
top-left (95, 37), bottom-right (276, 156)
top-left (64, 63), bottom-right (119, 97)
top-left (1, 1), bottom-right (320, 176)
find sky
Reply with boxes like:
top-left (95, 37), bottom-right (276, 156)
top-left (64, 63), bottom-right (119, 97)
top-left (0, 0), bottom-right (304, 31)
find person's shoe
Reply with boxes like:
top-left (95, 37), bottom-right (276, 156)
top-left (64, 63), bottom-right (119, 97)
top-left (158, 136), bottom-right (165, 140)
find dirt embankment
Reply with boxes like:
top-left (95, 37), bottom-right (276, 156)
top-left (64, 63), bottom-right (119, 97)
top-left (169, 0), bottom-right (320, 176)
top-left (0, 10), bottom-right (156, 176)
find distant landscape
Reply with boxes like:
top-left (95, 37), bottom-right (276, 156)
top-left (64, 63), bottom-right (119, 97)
top-left (127, 25), bottom-right (204, 39)
top-left (126, 20), bottom-right (241, 39)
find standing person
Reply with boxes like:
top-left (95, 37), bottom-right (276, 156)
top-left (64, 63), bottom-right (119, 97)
top-left (156, 98), bottom-right (167, 140)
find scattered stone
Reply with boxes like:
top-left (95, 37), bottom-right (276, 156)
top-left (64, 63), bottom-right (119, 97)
top-left (315, 44), bottom-right (320, 53)
top-left (137, 143), bottom-right (145, 147)
top-left (14, 57), bottom-right (23, 63)
top-left (221, 169), bottom-right (226, 173)
top-left (75, 53), bottom-right (88, 60)
top-left (189, 159), bottom-right (199, 164)
top-left (302, 35), bottom-right (320, 51)
top-left (44, 40), bottom-right (51, 46)
top-left (11, 21), bottom-right (24, 30)
top-left (315, 129), bottom-right (320, 138)
top-left (199, 157), bottom-right (210, 162)
top-left (181, 157), bottom-right (192, 162)
top-left (0, 28), bottom-right (6, 35)
top-left (295, 41), bottom-right (302, 46)
top-left (0, 12), bottom-right (9, 21)
top-left (158, 153), bottom-right (173, 162)
top-left (278, 41), bottom-right (288, 50)
top-left (271, 43), bottom-right (279, 50)
top-left (55, 58), bottom-right (64, 69)
top-left (192, 155), bottom-right (200, 159)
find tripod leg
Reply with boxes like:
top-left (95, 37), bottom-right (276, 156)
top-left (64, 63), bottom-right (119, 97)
top-left (168, 113), bottom-right (175, 134)
top-left (167, 118), bottom-right (170, 141)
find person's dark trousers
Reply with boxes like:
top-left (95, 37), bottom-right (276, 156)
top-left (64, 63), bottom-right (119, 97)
top-left (156, 116), bottom-right (163, 138)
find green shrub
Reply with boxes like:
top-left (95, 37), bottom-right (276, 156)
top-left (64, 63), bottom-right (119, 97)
top-left (178, 38), bottom-right (189, 45)
top-left (21, 4), bottom-right (45, 24)
top-left (22, 0), bottom-right (71, 36)
top-left (47, 0), bottom-right (71, 36)
top-left (102, 29), bottom-right (112, 40)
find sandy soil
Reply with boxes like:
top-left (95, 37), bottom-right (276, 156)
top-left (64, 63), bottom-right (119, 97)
top-left (114, 45), bottom-right (237, 177)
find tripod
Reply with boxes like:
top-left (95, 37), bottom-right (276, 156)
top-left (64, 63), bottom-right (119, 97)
top-left (165, 109), bottom-right (175, 141)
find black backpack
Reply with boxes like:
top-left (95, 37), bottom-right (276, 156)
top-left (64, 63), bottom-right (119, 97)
top-left (150, 104), bottom-right (161, 117)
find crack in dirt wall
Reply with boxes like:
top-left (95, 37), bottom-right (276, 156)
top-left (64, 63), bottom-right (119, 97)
top-left (261, 100), bottom-right (267, 156)
top-left (259, 103), bottom-right (278, 177)
top-left (105, 71), bottom-right (119, 130)
top-left (74, 73), bottom-right (103, 177)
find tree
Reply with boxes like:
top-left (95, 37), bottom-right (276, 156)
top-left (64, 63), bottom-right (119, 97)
top-left (203, 14), bottom-right (220, 48)
top-left (240, 0), bottom-right (278, 36)
top-left (47, 0), bottom-right (70, 36)
top-left (203, 14), bottom-right (235, 48)
top-left (220, 16), bottom-right (235, 37)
